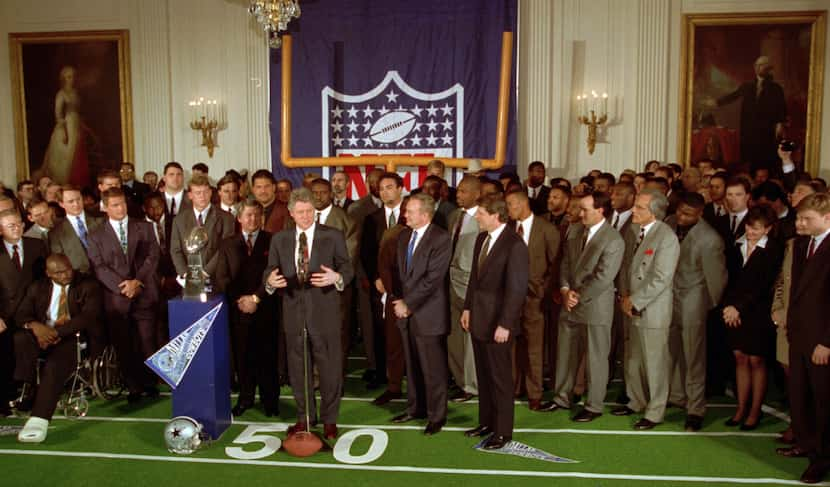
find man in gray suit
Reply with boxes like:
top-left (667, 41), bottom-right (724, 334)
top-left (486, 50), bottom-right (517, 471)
top-left (614, 188), bottom-right (681, 430)
top-left (50, 185), bottom-right (103, 275)
top-left (170, 174), bottom-right (236, 282)
top-left (549, 191), bottom-right (624, 421)
top-left (447, 176), bottom-right (481, 402)
top-left (665, 192), bottom-right (726, 431)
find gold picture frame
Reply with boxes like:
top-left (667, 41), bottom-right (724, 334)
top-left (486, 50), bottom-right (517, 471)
top-left (678, 11), bottom-right (826, 175)
top-left (9, 29), bottom-right (133, 186)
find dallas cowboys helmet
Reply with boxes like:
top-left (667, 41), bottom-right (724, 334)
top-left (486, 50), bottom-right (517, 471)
top-left (164, 416), bottom-right (203, 454)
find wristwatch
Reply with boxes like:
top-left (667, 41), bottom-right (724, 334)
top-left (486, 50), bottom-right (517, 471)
top-left (250, 294), bottom-right (261, 304)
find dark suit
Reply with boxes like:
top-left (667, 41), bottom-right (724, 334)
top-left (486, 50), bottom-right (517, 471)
top-left (333, 197), bottom-right (353, 211)
top-left (86, 218), bottom-right (161, 394)
top-left (392, 224), bottom-right (451, 422)
top-left (215, 230), bottom-right (279, 411)
top-left (263, 224), bottom-right (354, 424)
top-left (163, 192), bottom-right (192, 242)
top-left (464, 226), bottom-right (529, 438)
top-left (49, 212), bottom-right (103, 275)
top-left (170, 205), bottom-right (236, 278)
top-left (0, 237), bottom-right (48, 402)
top-left (526, 185), bottom-right (551, 215)
top-left (263, 200), bottom-right (289, 234)
top-left (702, 202), bottom-right (727, 228)
top-left (787, 234), bottom-right (830, 463)
top-left (717, 78), bottom-right (787, 167)
top-left (715, 212), bottom-right (748, 247)
top-left (513, 216), bottom-right (560, 401)
top-left (12, 276), bottom-right (102, 419)
top-left (432, 200), bottom-right (458, 231)
top-left (123, 180), bottom-right (152, 208)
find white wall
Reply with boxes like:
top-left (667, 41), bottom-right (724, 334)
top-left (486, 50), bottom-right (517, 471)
top-left (0, 0), bottom-right (270, 186)
top-left (518, 0), bottom-right (830, 180)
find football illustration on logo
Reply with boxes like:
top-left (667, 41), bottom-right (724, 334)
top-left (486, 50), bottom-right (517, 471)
top-left (370, 110), bottom-right (417, 144)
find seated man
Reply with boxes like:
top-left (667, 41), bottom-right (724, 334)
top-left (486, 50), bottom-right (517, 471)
top-left (14, 254), bottom-right (102, 443)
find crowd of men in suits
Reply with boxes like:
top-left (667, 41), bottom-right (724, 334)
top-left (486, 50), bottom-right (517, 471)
top-left (1, 150), bottom-right (829, 481)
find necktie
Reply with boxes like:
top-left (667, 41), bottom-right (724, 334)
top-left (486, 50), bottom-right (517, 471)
top-left (56, 285), bottom-right (69, 325)
top-left (246, 233), bottom-right (254, 256)
top-left (298, 232), bottom-right (309, 283)
top-left (41, 230), bottom-right (48, 242)
top-left (676, 226), bottom-right (688, 243)
top-left (197, 211), bottom-right (204, 226)
top-left (11, 244), bottom-right (21, 271)
top-left (406, 230), bottom-right (418, 271)
top-left (452, 212), bottom-right (467, 252)
top-left (119, 221), bottom-right (128, 255)
top-left (170, 197), bottom-right (177, 216)
top-left (613, 213), bottom-right (620, 229)
top-left (156, 221), bottom-right (166, 252)
top-left (581, 229), bottom-right (589, 253)
top-left (76, 217), bottom-right (88, 248)
top-left (532, 187), bottom-right (538, 199)
top-left (388, 210), bottom-right (396, 229)
top-left (517, 221), bottom-right (524, 238)
top-left (634, 227), bottom-right (645, 252)
top-left (477, 234), bottom-right (491, 274)
top-left (807, 237), bottom-right (816, 259)
top-left (730, 215), bottom-right (737, 235)
top-left (335, 199), bottom-right (343, 208)
top-left (316, 211), bottom-right (322, 224)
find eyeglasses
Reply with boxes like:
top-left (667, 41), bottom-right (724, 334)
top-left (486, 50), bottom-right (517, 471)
top-left (2, 223), bottom-right (23, 230)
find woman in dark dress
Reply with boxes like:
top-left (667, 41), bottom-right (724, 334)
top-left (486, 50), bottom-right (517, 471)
top-left (723, 205), bottom-right (783, 430)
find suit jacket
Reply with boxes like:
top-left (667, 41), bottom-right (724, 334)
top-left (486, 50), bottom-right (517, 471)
top-left (163, 192), bottom-right (193, 241)
top-left (334, 197), bottom-right (353, 211)
top-left (14, 276), bottom-right (104, 355)
top-left (49, 212), bottom-right (104, 274)
top-left (773, 210), bottom-right (797, 242)
top-left (771, 239), bottom-right (794, 329)
top-left (432, 200), bottom-right (458, 230)
top-left (724, 237), bottom-right (783, 330)
top-left (170, 205), bottom-right (236, 277)
top-left (123, 180), bottom-right (152, 208)
top-left (608, 211), bottom-right (633, 237)
top-left (517, 215), bottom-right (560, 300)
top-left (786, 235), bottom-right (830, 353)
top-left (263, 224), bottom-right (354, 337)
top-left (263, 201), bottom-right (289, 234)
top-left (287, 206), bottom-right (358, 264)
top-left (619, 221), bottom-right (680, 329)
top-left (448, 207), bottom-right (480, 298)
top-left (215, 230), bottom-right (273, 302)
top-left (0, 237), bottom-right (48, 325)
top-left (702, 202), bottom-right (726, 228)
top-left (559, 221), bottom-right (624, 325)
top-left (665, 216), bottom-right (727, 325)
top-left (86, 218), bottom-right (161, 313)
top-left (361, 206), bottom-right (402, 282)
top-left (393, 224), bottom-right (452, 336)
top-left (526, 185), bottom-right (551, 215)
top-left (23, 224), bottom-right (49, 243)
top-left (464, 227), bottom-right (529, 342)
top-left (715, 212), bottom-right (748, 247)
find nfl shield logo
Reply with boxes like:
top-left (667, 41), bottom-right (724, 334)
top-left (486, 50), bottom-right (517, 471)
top-left (321, 71), bottom-right (464, 196)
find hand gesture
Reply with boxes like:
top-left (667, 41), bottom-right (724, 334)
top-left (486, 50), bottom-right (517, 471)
top-left (310, 265), bottom-right (340, 288)
top-left (494, 325), bottom-right (510, 344)
top-left (267, 268), bottom-right (287, 289)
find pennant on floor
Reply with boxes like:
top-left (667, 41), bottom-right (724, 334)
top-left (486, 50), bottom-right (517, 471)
top-left (473, 438), bottom-right (579, 463)
top-left (145, 302), bottom-right (222, 389)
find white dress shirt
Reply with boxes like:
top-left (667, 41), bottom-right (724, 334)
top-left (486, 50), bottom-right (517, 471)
top-left (3, 239), bottom-right (23, 264)
top-left (810, 228), bottom-right (830, 256)
top-left (639, 219), bottom-right (658, 240)
top-left (486, 222), bottom-right (507, 251)
top-left (69, 213), bottom-right (89, 240)
top-left (516, 214), bottom-right (533, 245)
top-left (585, 219), bottom-right (606, 246)
top-left (736, 234), bottom-right (769, 265)
top-left (165, 190), bottom-right (184, 215)
top-left (408, 223), bottom-right (430, 255)
top-left (316, 205), bottom-right (334, 225)
top-left (193, 206), bottom-right (211, 224)
top-left (109, 217), bottom-right (129, 242)
top-left (611, 209), bottom-right (632, 230)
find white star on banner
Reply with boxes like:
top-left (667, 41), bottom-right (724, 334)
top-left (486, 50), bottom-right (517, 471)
top-left (396, 139), bottom-right (407, 147)
top-left (333, 134), bottom-right (344, 147)
top-left (413, 123), bottom-right (424, 133)
top-left (331, 121), bottom-right (344, 133)
top-left (441, 119), bottom-right (454, 131)
top-left (362, 105), bottom-right (375, 119)
top-left (361, 121), bottom-right (372, 132)
top-left (426, 104), bottom-right (438, 117)
top-left (426, 120), bottom-right (438, 133)
top-left (362, 137), bottom-right (373, 147)
top-left (377, 105), bottom-right (390, 116)
top-left (346, 121), bottom-right (359, 133)
top-left (386, 90), bottom-right (399, 103)
top-left (411, 104), bottom-right (424, 117)
top-left (410, 135), bottom-right (422, 146)
top-left (331, 106), bottom-right (344, 119)
top-left (348, 136), bottom-right (359, 147)
top-left (441, 134), bottom-right (454, 145)
top-left (426, 134), bottom-right (438, 145)
top-left (346, 106), bottom-right (359, 119)
top-left (440, 103), bottom-right (454, 116)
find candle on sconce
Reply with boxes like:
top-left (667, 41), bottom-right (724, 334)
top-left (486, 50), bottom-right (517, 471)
top-left (591, 90), bottom-right (598, 114)
top-left (602, 92), bottom-right (608, 116)
top-left (188, 101), bottom-right (196, 123)
top-left (581, 94), bottom-right (587, 117)
top-left (576, 95), bottom-right (582, 118)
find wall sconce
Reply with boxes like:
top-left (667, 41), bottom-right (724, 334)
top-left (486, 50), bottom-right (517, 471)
top-left (576, 91), bottom-right (608, 155)
top-left (188, 97), bottom-right (226, 158)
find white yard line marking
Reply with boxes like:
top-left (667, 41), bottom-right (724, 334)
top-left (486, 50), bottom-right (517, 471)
top-left (0, 449), bottom-right (820, 485)
top-left (44, 415), bottom-right (781, 437)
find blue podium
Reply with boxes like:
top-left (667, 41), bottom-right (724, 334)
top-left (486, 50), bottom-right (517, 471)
top-left (167, 295), bottom-right (231, 439)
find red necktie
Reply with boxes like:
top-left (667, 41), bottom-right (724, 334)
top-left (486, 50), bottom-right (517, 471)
top-left (517, 222), bottom-right (524, 238)
top-left (11, 244), bottom-right (21, 271)
top-left (807, 238), bottom-right (816, 259)
top-left (246, 233), bottom-right (254, 256)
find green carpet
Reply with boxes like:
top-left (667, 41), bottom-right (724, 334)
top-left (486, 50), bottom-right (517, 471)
top-left (0, 368), bottom-right (816, 487)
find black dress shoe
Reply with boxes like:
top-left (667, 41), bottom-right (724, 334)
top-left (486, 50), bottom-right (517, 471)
top-left (482, 435), bottom-right (510, 450)
top-left (611, 406), bottom-right (636, 416)
top-left (776, 446), bottom-right (809, 458)
top-left (424, 420), bottom-right (445, 436)
top-left (572, 409), bottom-right (602, 422)
top-left (366, 377), bottom-right (388, 391)
top-left (633, 418), bottom-right (658, 430)
top-left (739, 412), bottom-right (763, 430)
top-left (126, 392), bottom-right (143, 404)
top-left (538, 401), bottom-right (563, 412)
top-left (372, 390), bottom-right (402, 406)
top-left (263, 403), bottom-right (280, 417)
top-left (724, 416), bottom-right (744, 427)
top-left (450, 391), bottom-right (476, 403)
top-left (684, 415), bottom-right (703, 432)
top-left (362, 369), bottom-right (376, 382)
top-left (464, 425), bottom-right (493, 438)
top-left (232, 403), bottom-right (252, 417)
top-left (801, 462), bottom-right (830, 484)
top-left (392, 412), bottom-right (425, 423)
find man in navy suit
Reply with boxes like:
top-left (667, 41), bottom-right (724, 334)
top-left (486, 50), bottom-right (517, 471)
top-left (388, 193), bottom-right (452, 435)
top-left (86, 188), bottom-right (160, 403)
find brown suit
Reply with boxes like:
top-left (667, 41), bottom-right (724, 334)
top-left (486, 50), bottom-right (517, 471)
top-left (513, 216), bottom-right (560, 401)
top-left (377, 224), bottom-right (407, 394)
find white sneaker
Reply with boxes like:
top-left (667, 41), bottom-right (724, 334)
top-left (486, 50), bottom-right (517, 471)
top-left (18, 416), bottom-right (49, 443)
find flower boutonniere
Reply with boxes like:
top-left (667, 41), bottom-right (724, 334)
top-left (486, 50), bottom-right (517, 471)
top-left (644, 248), bottom-right (654, 256)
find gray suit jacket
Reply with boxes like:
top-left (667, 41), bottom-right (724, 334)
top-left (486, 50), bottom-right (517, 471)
top-left (559, 221), bottom-right (624, 325)
top-left (665, 216), bottom-right (726, 327)
top-left (286, 205), bottom-right (359, 264)
top-left (49, 212), bottom-right (104, 274)
top-left (170, 205), bottom-right (236, 276)
top-left (448, 207), bottom-right (480, 298)
top-left (619, 220), bottom-right (680, 329)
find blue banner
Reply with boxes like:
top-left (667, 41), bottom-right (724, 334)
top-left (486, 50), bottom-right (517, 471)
top-left (269, 0), bottom-right (518, 191)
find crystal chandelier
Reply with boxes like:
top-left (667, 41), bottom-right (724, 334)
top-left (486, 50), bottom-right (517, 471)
top-left (248, 0), bottom-right (301, 49)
